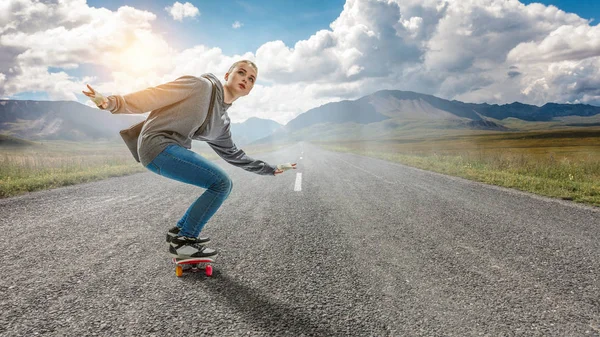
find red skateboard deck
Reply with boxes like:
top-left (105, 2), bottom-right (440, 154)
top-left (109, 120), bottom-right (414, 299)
top-left (172, 257), bottom-right (215, 277)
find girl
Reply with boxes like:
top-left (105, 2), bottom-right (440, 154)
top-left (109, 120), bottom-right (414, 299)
top-left (83, 60), bottom-right (296, 259)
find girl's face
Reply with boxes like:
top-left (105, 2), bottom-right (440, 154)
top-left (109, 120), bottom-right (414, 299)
top-left (225, 64), bottom-right (257, 97)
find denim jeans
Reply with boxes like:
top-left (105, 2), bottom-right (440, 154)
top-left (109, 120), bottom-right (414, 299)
top-left (145, 144), bottom-right (232, 238)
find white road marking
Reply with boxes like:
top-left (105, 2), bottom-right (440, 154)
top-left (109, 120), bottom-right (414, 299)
top-left (294, 173), bottom-right (302, 191)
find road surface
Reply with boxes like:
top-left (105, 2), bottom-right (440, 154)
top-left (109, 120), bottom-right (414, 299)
top-left (1, 142), bottom-right (599, 336)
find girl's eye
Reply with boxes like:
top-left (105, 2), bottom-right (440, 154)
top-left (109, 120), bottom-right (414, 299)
top-left (249, 78), bottom-right (254, 83)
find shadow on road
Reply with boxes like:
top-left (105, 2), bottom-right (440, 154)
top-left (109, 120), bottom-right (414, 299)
top-left (198, 271), bottom-right (346, 336)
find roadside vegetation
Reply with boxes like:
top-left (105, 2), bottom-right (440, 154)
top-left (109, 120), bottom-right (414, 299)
top-left (315, 128), bottom-right (600, 207)
top-left (0, 138), bottom-right (289, 198)
top-left (0, 140), bottom-right (146, 198)
top-left (3, 128), bottom-right (599, 207)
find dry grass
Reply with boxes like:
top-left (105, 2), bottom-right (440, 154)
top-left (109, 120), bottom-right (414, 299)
top-left (0, 141), bottom-right (146, 198)
top-left (0, 140), bottom-right (293, 198)
top-left (315, 128), bottom-right (600, 207)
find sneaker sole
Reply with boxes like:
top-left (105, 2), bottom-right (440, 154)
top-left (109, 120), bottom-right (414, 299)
top-left (169, 252), bottom-right (218, 259)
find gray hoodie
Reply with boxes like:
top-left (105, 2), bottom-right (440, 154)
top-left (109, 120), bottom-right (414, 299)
top-left (103, 73), bottom-right (276, 175)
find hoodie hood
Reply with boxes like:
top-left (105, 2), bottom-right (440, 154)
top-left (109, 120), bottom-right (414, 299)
top-left (203, 73), bottom-right (232, 111)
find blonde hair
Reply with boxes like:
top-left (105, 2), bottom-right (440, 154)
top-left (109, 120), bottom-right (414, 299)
top-left (227, 60), bottom-right (258, 75)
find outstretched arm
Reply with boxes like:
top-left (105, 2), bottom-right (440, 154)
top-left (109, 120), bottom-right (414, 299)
top-left (82, 76), bottom-right (203, 114)
top-left (207, 129), bottom-right (275, 175)
top-left (207, 127), bottom-right (296, 176)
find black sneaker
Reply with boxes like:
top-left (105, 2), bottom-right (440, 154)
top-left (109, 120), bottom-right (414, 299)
top-left (169, 236), bottom-right (218, 259)
top-left (166, 226), bottom-right (210, 245)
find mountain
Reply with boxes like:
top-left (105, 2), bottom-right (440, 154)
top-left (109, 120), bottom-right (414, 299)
top-left (0, 134), bottom-right (39, 147)
top-left (3, 90), bottom-right (599, 145)
top-left (229, 117), bottom-right (283, 146)
top-left (284, 90), bottom-right (600, 132)
top-left (251, 90), bottom-right (600, 144)
top-left (0, 100), bottom-right (284, 145)
top-left (285, 98), bottom-right (390, 131)
top-left (0, 100), bottom-right (144, 141)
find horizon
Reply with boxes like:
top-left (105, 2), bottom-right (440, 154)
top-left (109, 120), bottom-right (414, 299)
top-left (3, 87), bottom-right (598, 129)
top-left (1, 0), bottom-right (600, 124)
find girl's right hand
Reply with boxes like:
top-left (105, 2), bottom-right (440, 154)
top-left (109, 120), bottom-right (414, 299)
top-left (82, 84), bottom-right (108, 109)
top-left (274, 163), bottom-right (297, 175)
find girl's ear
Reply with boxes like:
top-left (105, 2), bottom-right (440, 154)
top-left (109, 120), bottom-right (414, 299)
top-left (224, 73), bottom-right (229, 81)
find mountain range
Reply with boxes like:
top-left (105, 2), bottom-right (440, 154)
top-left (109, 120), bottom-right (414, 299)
top-left (1, 90), bottom-right (599, 146)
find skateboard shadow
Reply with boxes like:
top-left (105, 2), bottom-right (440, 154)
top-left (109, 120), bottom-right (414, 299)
top-left (201, 272), bottom-right (343, 336)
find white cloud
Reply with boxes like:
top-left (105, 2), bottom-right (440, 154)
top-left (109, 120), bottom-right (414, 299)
top-left (255, 0), bottom-right (600, 108)
top-left (1, 0), bottom-right (600, 125)
top-left (507, 24), bottom-right (600, 63)
top-left (0, 1), bottom-right (175, 99)
top-left (165, 2), bottom-right (200, 22)
top-left (232, 21), bottom-right (243, 29)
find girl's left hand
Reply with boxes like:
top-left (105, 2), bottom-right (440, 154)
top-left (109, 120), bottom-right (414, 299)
top-left (274, 163), bottom-right (297, 175)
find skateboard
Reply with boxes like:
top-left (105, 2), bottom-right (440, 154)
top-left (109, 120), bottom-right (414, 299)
top-left (172, 257), bottom-right (215, 277)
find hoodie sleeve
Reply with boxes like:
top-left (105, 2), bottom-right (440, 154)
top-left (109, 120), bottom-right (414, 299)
top-left (206, 126), bottom-right (276, 176)
top-left (103, 76), bottom-right (201, 114)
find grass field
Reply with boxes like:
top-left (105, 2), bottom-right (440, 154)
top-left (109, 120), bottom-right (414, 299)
top-left (0, 139), bottom-right (290, 199)
top-left (315, 128), bottom-right (600, 207)
top-left (0, 141), bottom-right (146, 198)
top-left (2, 129), bottom-right (599, 207)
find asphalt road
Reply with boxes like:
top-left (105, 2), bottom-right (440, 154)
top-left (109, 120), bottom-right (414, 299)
top-left (1, 141), bottom-right (599, 336)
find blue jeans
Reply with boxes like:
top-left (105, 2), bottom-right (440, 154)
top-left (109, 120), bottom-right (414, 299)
top-left (145, 144), bottom-right (232, 238)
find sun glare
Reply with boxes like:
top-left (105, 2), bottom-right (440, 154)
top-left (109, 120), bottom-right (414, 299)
top-left (118, 41), bottom-right (158, 74)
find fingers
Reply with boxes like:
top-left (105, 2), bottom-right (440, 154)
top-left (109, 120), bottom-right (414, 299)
top-left (274, 164), bottom-right (298, 176)
top-left (82, 84), bottom-right (95, 97)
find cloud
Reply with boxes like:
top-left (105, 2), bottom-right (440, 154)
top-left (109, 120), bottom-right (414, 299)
top-left (0, 1), bottom-right (173, 98)
top-left (410, 0), bottom-right (599, 105)
top-left (507, 24), bottom-right (600, 63)
top-left (232, 21), bottom-right (243, 29)
top-left (256, 0), bottom-right (424, 85)
top-left (2, 0), bottom-right (600, 124)
top-left (256, 0), bottom-right (600, 107)
top-left (165, 2), bottom-right (200, 22)
top-left (507, 71), bottom-right (522, 78)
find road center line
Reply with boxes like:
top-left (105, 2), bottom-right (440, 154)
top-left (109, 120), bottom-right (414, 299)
top-left (294, 173), bottom-right (302, 191)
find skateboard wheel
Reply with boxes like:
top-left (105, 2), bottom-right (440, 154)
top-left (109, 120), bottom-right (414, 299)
top-left (205, 265), bottom-right (213, 277)
top-left (175, 265), bottom-right (183, 277)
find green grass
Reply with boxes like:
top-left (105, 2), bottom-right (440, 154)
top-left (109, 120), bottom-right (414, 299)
top-left (0, 141), bottom-right (146, 198)
top-left (0, 139), bottom-right (292, 199)
top-left (314, 128), bottom-right (600, 207)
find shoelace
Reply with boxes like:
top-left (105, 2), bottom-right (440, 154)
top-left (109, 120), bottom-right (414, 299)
top-left (190, 242), bottom-right (206, 251)
top-left (176, 236), bottom-right (206, 251)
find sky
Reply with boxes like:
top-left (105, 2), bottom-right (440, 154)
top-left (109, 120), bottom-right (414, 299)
top-left (1, 0), bottom-right (599, 125)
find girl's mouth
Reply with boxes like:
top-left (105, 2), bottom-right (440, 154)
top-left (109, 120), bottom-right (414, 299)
top-left (239, 83), bottom-right (246, 89)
